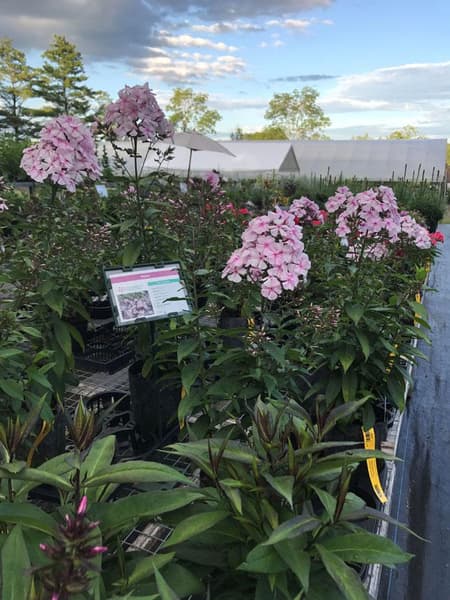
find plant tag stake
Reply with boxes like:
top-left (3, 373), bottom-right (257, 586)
top-left (362, 427), bottom-right (388, 504)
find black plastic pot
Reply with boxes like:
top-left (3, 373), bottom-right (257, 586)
top-left (128, 361), bottom-right (180, 452)
top-left (87, 296), bottom-right (113, 320)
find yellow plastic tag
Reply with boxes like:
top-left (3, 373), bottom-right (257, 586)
top-left (362, 428), bottom-right (388, 504)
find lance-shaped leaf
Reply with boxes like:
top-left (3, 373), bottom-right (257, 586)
top-left (320, 532), bottom-right (413, 565)
top-left (163, 510), bottom-right (229, 548)
top-left (1, 525), bottom-right (31, 600)
top-left (263, 514), bottom-right (321, 546)
top-left (316, 544), bottom-right (370, 600)
top-left (84, 460), bottom-right (193, 488)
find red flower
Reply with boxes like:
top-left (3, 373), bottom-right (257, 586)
top-left (429, 231), bottom-right (445, 246)
top-left (239, 208), bottom-right (249, 215)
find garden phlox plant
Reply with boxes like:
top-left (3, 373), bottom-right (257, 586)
top-left (289, 196), bottom-right (325, 226)
top-left (222, 206), bottom-right (311, 300)
top-left (21, 115), bottom-right (101, 192)
top-left (325, 185), bottom-right (432, 259)
top-left (103, 82), bottom-right (173, 141)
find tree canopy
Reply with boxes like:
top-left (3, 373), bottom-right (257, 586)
top-left (166, 87), bottom-right (221, 134)
top-left (231, 125), bottom-right (288, 140)
top-left (0, 38), bottom-right (34, 140)
top-left (31, 34), bottom-right (98, 117)
top-left (264, 86), bottom-right (331, 140)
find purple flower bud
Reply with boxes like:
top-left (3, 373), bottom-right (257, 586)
top-left (77, 495), bottom-right (88, 516)
top-left (89, 545), bottom-right (108, 555)
top-left (39, 543), bottom-right (47, 551)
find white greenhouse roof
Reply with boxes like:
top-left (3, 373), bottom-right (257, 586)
top-left (291, 139), bottom-right (447, 181)
top-left (101, 138), bottom-right (447, 182)
top-left (156, 140), bottom-right (299, 178)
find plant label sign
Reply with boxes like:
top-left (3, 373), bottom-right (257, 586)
top-left (104, 263), bottom-right (191, 326)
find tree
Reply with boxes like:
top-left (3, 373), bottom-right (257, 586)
top-left (166, 87), bottom-right (221, 134)
top-left (236, 125), bottom-right (288, 140)
top-left (264, 86), bottom-right (331, 140)
top-left (32, 35), bottom-right (97, 117)
top-left (387, 125), bottom-right (425, 139)
top-left (352, 133), bottom-right (372, 140)
top-left (0, 38), bottom-right (34, 140)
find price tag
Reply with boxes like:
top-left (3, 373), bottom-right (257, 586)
top-left (362, 427), bottom-right (388, 504)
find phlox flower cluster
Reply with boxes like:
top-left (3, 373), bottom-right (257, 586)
top-left (203, 170), bottom-right (221, 190)
top-left (289, 196), bottom-right (325, 225)
top-left (429, 231), bottom-right (445, 246)
top-left (325, 185), bottom-right (431, 258)
top-left (103, 83), bottom-right (173, 140)
top-left (20, 116), bottom-right (101, 193)
top-left (222, 207), bottom-right (311, 300)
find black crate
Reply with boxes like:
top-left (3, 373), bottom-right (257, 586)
top-left (74, 323), bottom-right (133, 373)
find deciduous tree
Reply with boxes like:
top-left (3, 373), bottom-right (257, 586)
top-left (166, 87), bottom-right (221, 134)
top-left (0, 38), bottom-right (34, 140)
top-left (264, 86), bottom-right (330, 140)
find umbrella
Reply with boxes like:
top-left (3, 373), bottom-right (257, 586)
top-left (170, 131), bottom-right (235, 180)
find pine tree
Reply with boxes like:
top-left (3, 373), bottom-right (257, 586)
top-left (32, 34), bottom-right (96, 117)
top-left (0, 38), bottom-right (34, 140)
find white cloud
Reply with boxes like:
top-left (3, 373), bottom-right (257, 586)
top-left (158, 34), bottom-right (237, 52)
top-left (132, 53), bottom-right (246, 83)
top-left (266, 17), bottom-right (333, 30)
top-left (191, 21), bottom-right (264, 33)
top-left (326, 62), bottom-right (450, 111)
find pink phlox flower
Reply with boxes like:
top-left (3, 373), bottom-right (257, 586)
top-left (289, 196), bottom-right (323, 224)
top-left (261, 276), bottom-right (282, 301)
top-left (204, 170), bottom-right (220, 190)
top-left (104, 83), bottom-right (172, 141)
top-left (20, 116), bottom-right (100, 192)
top-left (0, 199), bottom-right (8, 211)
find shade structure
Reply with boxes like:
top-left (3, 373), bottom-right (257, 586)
top-left (170, 131), bottom-right (235, 179)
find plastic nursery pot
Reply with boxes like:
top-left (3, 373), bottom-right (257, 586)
top-left (128, 360), bottom-right (180, 452)
top-left (87, 295), bottom-right (113, 320)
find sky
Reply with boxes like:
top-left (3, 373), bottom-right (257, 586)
top-left (2, 0), bottom-right (450, 140)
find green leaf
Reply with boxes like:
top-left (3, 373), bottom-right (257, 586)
top-left (0, 348), bottom-right (24, 359)
top-left (128, 553), bottom-right (175, 585)
top-left (53, 319), bottom-right (72, 358)
top-left (91, 489), bottom-right (205, 539)
top-left (177, 338), bottom-right (199, 363)
top-left (316, 544), bottom-right (370, 600)
top-left (276, 540), bottom-right (310, 591)
top-left (80, 435), bottom-right (116, 502)
top-left (322, 398), bottom-right (369, 438)
top-left (1, 525), bottom-right (31, 600)
top-left (239, 544), bottom-right (287, 574)
top-left (263, 474), bottom-right (294, 509)
top-left (387, 376), bottom-right (406, 410)
top-left (43, 289), bottom-right (64, 316)
top-left (84, 461), bottom-right (193, 488)
top-left (154, 566), bottom-right (180, 600)
top-left (408, 299), bottom-right (428, 320)
top-left (341, 372), bottom-right (358, 404)
top-left (354, 330), bottom-right (371, 361)
top-left (337, 345), bottom-right (356, 374)
top-left (262, 341), bottom-right (286, 365)
top-left (311, 486), bottom-right (337, 521)
top-left (122, 240), bottom-right (143, 267)
top-left (181, 361), bottom-right (201, 394)
top-left (163, 511), bottom-right (229, 548)
top-left (27, 367), bottom-right (53, 391)
top-left (321, 532), bottom-right (413, 565)
top-left (222, 485), bottom-right (242, 515)
top-left (0, 379), bottom-right (23, 402)
top-left (345, 303), bottom-right (364, 325)
top-left (0, 465), bottom-right (72, 492)
top-left (0, 503), bottom-right (57, 535)
top-left (263, 515), bottom-right (321, 546)
top-left (19, 325), bottom-right (42, 338)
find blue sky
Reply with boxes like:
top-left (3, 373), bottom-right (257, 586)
top-left (2, 0), bottom-right (450, 139)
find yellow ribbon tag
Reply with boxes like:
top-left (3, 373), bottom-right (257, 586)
top-left (362, 427), bottom-right (388, 504)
